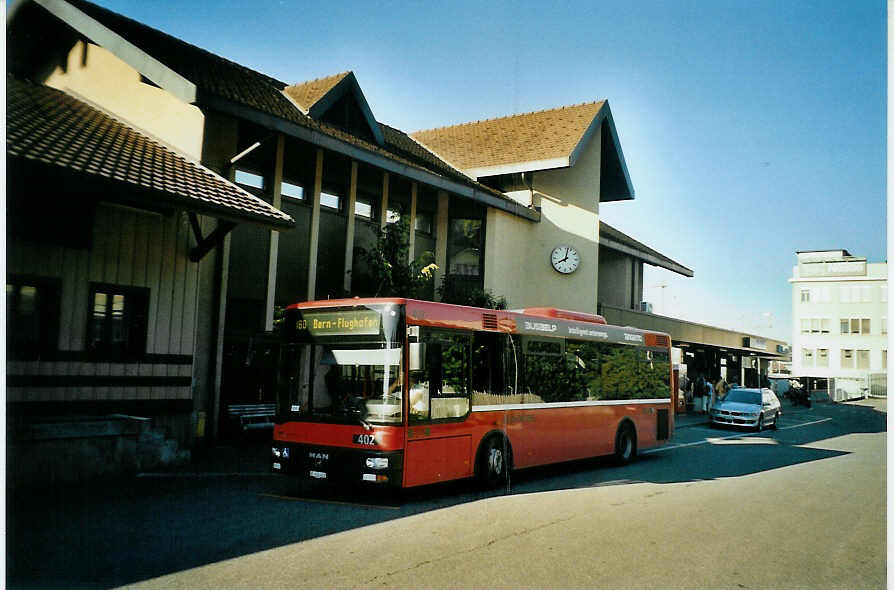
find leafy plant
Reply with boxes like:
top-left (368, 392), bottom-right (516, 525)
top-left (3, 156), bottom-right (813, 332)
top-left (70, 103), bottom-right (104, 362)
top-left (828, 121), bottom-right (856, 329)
top-left (360, 208), bottom-right (436, 299)
top-left (437, 275), bottom-right (507, 309)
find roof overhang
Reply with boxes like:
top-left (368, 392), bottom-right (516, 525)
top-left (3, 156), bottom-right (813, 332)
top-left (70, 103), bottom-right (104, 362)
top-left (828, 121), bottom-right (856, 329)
top-left (466, 101), bottom-right (635, 203)
top-left (599, 222), bottom-right (693, 277)
top-left (199, 93), bottom-right (541, 222)
top-left (30, 0), bottom-right (198, 103)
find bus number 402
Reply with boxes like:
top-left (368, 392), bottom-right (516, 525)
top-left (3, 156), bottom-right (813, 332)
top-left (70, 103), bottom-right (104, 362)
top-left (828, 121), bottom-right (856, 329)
top-left (353, 434), bottom-right (377, 446)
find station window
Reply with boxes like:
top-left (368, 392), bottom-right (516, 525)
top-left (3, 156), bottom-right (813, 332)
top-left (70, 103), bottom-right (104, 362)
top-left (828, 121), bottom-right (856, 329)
top-left (235, 168), bottom-right (265, 190)
top-left (355, 200), bottom-right (373, 219)
top-left (321, 191), bottom-right (341, 210)
top-left (415, 212), bottom-right (433, 234)
top-left (816, 349), bottom-right (829, 368)
top-left (281, 180), bottom-right (304, 201)
top-left (6, 275), bottom-right (61, 360)
top-left (87, 283), bottom-right (150, 357)
top-left (841, 349), bottom-right (855, 369)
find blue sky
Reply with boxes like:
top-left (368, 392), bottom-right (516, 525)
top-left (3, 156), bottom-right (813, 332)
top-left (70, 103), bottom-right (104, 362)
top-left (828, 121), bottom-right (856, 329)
top-left (94, 0), bottom-right (885, 341)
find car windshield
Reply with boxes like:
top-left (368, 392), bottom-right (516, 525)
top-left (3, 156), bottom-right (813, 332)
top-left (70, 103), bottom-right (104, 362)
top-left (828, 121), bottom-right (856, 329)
top-left (722, 390), bottom-right (761, 405)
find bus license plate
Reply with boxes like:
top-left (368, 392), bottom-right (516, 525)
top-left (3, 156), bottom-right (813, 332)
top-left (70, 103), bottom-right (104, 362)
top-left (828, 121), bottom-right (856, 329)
top-left (309, 470), bottom-right (327, 479)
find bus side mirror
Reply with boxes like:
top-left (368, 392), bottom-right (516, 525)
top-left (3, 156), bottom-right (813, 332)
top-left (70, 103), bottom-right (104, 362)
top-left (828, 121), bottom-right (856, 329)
top-left (409, 343), bottom-right (426, 371)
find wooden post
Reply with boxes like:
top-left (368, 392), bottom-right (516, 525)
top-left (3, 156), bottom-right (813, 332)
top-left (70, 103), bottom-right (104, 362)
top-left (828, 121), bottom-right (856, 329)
top-left (408, 182), bottom-right (418, 264)
top-left (306, 148), bottom-right (324, 301)
top-left (380, 172), bottom-right (390, 230)
top-left (434, 190), bottom-right (449, 300)
top-left (343, 161), bottom-right (359, 294)
top-left (264, 134), bottom-right (284, 330)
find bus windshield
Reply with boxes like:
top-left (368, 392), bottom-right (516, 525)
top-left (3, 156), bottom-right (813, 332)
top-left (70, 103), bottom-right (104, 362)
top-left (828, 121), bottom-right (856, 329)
top-left (277, 305), bottom-right (404, 425)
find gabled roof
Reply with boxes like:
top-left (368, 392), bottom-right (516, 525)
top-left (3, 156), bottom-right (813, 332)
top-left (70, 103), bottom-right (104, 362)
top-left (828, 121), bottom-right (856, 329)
top-left (284, 71), bottom-right (385, 146)
top-left (413, 102), bottom-right (604, 173)
top-left (284, 72), bottom-right (351, 112)
top-left (599, 222), bottom-right (693, 277)
top-left (412, 101), bottom-right (635, 202)
top-left (11, 0), bottom-right (537, 221)
top-left (7, 76), bottom-right (294, 229)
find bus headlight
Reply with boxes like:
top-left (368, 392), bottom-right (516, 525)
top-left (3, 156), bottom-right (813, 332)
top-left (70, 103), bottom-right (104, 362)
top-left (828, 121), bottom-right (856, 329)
top-left (272, 447), bottom-right (282, 458)
top-left (365, 457), bottom-right (389, 469)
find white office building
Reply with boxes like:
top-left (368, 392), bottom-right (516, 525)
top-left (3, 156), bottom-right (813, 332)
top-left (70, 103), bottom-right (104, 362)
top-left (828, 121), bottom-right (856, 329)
top-left (790, 250), bottom-right (887, 399)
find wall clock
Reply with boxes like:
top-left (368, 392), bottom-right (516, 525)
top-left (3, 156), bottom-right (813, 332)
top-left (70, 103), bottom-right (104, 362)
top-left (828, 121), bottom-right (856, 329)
top-left (550, 245), bottom-right (580, 274)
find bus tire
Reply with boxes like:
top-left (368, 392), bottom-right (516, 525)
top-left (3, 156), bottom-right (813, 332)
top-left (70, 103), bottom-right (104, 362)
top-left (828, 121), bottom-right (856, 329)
top-left (614, 422), bottom-right (637, 465)
top-left (476, 435), bottom-right (511, 489)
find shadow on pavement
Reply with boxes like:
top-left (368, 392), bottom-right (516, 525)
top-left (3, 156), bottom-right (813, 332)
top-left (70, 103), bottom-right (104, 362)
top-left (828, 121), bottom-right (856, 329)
top-left (6, 401), bottom-right (885, 589)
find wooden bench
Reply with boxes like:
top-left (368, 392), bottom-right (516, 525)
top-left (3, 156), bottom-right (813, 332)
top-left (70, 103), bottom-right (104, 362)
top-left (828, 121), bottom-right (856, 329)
top-left (227, 403), bottom-right (276, 431)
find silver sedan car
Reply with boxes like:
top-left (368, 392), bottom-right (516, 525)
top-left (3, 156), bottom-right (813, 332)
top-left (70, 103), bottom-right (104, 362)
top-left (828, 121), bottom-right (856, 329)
top-left (711, 387), bottom-right (781, 430)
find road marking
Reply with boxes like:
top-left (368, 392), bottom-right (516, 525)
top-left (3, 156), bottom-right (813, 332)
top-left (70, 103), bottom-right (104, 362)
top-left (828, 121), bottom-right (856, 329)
top-left (258, 492), bottom-right (401, 510)
top-left (643, 417), bottom-right (833, 454)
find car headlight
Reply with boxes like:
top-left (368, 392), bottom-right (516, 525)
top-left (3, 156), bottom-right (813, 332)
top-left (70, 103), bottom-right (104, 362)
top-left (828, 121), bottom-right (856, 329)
top-left (366, 457), bottom-right (388, 469)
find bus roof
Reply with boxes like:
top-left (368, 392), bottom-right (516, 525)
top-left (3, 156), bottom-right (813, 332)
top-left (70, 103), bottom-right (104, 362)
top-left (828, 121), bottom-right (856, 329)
top-left (286, 298), bottom-right (671, 347)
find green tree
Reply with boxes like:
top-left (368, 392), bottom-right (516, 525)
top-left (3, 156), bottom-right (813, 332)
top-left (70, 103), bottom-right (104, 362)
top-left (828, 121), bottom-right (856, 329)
top-left (438, 276), bottom-right (507, 309)
top-left (360, 209), bottom-right (436, 298)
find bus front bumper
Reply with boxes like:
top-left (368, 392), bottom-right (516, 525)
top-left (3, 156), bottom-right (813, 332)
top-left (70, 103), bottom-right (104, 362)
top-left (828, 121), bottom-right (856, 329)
top-left (271, 443), bottom-right (404, 488)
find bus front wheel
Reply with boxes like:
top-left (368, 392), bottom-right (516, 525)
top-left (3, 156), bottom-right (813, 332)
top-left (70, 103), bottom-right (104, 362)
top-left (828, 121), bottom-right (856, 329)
top-left (614, 423), bottom-right (637, 465)
top-left (476, 435), bottom-right (510, 489)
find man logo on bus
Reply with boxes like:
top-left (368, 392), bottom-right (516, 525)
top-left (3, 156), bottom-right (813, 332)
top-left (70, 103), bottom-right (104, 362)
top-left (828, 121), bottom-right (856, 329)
top-left (308, 452), bottom-right (329, 461)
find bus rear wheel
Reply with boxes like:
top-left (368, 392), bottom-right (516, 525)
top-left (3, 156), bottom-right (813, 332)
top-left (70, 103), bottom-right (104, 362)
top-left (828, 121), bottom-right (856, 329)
top-left (614, 423), bottom-right (637, 465)
top-left (476, 436), bottom-right (510, 489)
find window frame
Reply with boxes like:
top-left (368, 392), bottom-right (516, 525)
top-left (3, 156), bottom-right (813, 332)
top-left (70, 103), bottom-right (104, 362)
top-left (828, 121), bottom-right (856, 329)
top-left (6, 274), bottom-right (62, 360)
top-left (86, 282), bottom-right (150, 359)
top-left (280, 179), bottom-right (305, 201)
top-left (856, 349), bottom-right (871, 370)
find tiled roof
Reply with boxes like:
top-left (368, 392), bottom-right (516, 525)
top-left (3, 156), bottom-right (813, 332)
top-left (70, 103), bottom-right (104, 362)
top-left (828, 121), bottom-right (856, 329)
top-left (57, 0), bottom-right (512, 206)
top-left (7, 77), bottom-right (294, 228)
top-left (411, 102), bottom-right (606, 173)
top-left (284, 72), bottom-right (352, 113)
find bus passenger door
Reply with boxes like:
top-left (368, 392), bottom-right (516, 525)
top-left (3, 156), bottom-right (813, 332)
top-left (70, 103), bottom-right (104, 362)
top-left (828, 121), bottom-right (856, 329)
top-left (404, 330), bottom-right (472, 487)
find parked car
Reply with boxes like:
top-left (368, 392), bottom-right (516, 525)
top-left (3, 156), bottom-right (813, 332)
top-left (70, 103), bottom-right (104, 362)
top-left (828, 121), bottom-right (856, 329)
top-left (711, 387), bottom-right (781, 430)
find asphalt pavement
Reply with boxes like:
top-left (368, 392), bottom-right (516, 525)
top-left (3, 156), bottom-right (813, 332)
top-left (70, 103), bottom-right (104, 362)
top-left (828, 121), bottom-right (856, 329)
top-left (7, 396), bottom-right (885, 589)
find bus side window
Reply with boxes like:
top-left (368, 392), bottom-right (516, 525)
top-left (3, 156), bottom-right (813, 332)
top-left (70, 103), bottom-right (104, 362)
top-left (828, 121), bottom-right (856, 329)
top-left (472, 332), bottom-right (519, 405)
top-left (411, 330), bottom-right (470, 422)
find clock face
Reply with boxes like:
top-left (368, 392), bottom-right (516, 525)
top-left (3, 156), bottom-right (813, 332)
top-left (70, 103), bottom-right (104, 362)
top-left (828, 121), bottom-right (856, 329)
top-left (550, 246), bottom-right (580, 274)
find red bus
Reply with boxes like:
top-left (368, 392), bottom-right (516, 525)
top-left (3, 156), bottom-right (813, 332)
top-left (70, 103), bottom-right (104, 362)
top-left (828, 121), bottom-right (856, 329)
top-left (271, 298), bottom-right (674, 489)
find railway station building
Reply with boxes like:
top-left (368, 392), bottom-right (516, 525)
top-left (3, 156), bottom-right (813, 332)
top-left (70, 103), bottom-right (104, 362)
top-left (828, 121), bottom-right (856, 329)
top-left (7, 0), bottom-right (788, 483)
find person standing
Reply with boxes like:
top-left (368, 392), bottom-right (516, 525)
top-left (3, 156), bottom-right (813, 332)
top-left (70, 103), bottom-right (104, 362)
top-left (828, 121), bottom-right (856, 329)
top-left (705, 379), bottom-right (715, 413)
top-left (694, 375), bottom-right (706, 413)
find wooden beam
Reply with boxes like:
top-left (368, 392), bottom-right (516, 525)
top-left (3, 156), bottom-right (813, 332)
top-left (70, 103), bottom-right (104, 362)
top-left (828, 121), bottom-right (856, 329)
top-left (189, 220), bottom-right (236, 262)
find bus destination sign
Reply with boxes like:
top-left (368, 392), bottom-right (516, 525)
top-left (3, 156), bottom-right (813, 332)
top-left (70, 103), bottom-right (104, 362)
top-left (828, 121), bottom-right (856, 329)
top-left (298, 310), bottom-right (381, 337)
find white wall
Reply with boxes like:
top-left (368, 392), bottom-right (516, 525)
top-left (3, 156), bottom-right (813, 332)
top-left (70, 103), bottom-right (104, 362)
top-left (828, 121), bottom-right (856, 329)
top-left (44, 41), bottom-right (205, 160)
top-left (483, 125), bottom-right (602, 312)
top-left (791, 261), bottom-right (888, 379)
